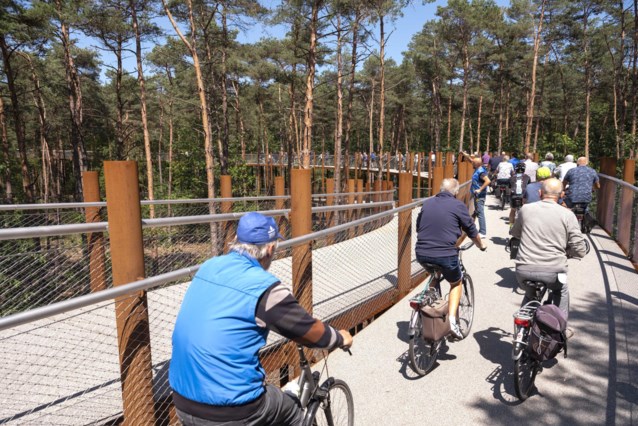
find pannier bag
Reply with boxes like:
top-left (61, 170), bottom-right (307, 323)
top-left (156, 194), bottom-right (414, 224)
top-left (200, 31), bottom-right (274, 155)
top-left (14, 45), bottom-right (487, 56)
top-left (420, 298), bottom-right (451, 341)
top-left (528, 304), bottom-right (568, 362)
top-left (508, 237), bottom-right (521, 260)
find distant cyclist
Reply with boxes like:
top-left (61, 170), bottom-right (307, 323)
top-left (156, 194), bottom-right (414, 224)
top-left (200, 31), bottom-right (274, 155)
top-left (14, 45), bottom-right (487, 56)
top-left (495, 155), bottom-right (514, 197)
top-left (523, 166), bottom-right (552, 204)
top-left (510, 178), bottom-right (587, 320)
top-left (562, 156), bottom-right (600, 211)
top-left (509, 162), bottom-right (530, 225)
top-left (554, 154), bottom-right (577, 181)
top-left (416, 178), bottom-right (486, 339)
top-left (540, 152), bottom-right (556, 173)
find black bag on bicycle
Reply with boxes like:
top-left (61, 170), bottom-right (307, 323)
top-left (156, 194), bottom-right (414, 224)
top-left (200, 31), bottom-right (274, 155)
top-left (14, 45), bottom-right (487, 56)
top-left (420, 298), bottom-right (450, 341)
top-left (528, 304), bottom-right (568, 362)
top-left (508, 237), bottom-right (521, 260)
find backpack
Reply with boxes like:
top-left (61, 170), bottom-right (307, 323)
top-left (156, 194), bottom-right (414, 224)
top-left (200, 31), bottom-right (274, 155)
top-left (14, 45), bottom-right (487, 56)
top-left (527, 304), bottom-right (568, 361)
top-left (512, 173), bottom-right (526, 196)
top-left (420, 298), bottom-right (451, 341)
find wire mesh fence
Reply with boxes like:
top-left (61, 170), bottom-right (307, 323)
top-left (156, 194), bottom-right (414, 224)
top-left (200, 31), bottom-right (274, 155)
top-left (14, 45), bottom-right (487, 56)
top-left (0, 178), bottom-right (474, 425)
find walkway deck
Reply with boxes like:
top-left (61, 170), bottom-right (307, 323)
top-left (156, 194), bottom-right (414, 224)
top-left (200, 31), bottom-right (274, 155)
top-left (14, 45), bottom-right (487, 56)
top-left (323, 195), bottom-right (638, 425)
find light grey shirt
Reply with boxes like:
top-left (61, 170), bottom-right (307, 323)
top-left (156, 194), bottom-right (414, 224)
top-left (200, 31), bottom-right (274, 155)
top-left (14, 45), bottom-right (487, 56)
top-left (510, 200), bottom-right (586, 272)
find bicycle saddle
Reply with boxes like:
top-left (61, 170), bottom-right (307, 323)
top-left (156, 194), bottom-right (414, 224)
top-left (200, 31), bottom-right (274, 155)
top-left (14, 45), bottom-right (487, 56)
top-left (523, 280), bottom-right (549, 289)
top-left (421, 263), bottom-right (443, 274)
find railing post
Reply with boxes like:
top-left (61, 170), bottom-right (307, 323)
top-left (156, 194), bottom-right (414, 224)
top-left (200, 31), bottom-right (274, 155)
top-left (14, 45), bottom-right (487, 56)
top-left (221, 175), bottom-right (233, 251)
top-left (598, 158), bottom-right (617, 234)
top-left (619, 159), bottom-right (635, 255)
top-left (398, 172), bottom-right (413, 298)
top-left (104, 161), bottom-right (156, 425)
top-left (291, 168), bottom-right (313, 313)
top-left (356, 179), bottom-right (364, 235)
top-left (83, 171), bottom-right (106, 293)
top-left (432, 166), bottom-right (444, 196)
top-left (416, 152), bottom-right (422, 198)
top-left (347, 179), bottom-right (355, 238)
top-left (326, 178), bottom-right (335, 243)
top-left (275, 175), bottom-right (287, 238)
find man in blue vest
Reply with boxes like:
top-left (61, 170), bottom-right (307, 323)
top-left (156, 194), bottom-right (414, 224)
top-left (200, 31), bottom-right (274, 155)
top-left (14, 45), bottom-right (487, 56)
top-left (471, 157), bottom-right (491, 238)
top-left (170, 212), bottom-right (353, 425)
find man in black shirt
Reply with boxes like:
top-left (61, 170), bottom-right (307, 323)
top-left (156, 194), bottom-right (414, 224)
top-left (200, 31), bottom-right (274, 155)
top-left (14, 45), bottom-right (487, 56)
top-left (416, 178), bottom-right (486, 339)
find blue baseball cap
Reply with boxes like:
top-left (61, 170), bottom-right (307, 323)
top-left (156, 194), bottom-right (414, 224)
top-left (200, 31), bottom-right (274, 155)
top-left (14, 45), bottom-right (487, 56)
top-left (236, 212), bottom-right (284, 244)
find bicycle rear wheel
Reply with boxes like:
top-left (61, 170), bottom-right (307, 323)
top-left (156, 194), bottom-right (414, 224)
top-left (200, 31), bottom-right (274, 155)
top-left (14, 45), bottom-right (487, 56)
top-left (304, 379), bottom-right (354, 426)
top-left (514, 351), bottom-right (539, 401)
top-left (500, 192), bottom-right (506, 210)
top-left (457, 274), bottom-right (475, 338)
top-left (408, 311), bottom-right (440, 376)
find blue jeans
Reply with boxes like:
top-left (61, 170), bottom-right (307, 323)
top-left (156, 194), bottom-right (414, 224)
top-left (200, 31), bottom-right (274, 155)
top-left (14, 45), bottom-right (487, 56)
top-left (474, 196), bottom-right (486, 236)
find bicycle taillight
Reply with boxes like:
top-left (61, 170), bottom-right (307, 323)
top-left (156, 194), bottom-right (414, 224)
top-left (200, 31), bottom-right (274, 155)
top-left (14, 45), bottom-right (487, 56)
top-left (409, 300), bottom-right (421, 310)
top-left (514, 317), bottom-right (531, 327)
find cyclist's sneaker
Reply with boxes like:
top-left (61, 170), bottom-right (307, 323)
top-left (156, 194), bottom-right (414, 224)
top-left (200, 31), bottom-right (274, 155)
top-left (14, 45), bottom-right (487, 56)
top-left (480, 234), bottom-right (487, 240)
top-left (450, 321), bottom-right (463, 340)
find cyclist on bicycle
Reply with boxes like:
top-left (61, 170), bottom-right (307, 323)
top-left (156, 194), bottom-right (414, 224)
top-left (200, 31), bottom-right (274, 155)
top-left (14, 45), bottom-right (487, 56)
top-left (523, 166), bottom-right (552, 204)
top-left (510, 178), bottom-right (587, 320)
top-left (562, 156), bottom-right (600, 210)
top-left (509, 162), bottom-right (530, 226)
top-left (170, 212), bottom-right (353, 426)
top-left (495, 155), bottom-right (513, 198)
top-left (416, 178), bottom-right (487, 339)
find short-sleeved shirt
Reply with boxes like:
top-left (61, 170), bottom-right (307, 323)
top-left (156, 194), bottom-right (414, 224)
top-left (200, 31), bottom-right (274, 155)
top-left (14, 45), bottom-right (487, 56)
top-left (510, 173), bottom-right (530, 197)
top-left (497, 161), bottom-right (514, 180)
top-left (471, 166), bottom-right (488, 198)
top-left (524, 160), bottom-right (539, 183)
top-left (488, 155), bottom-right (502, 172)
top-left (540, 160), bottom-right (556, 172)
top-left (564, 166), bottom-right (599, 204)
top-left (482, 154), bottom-right (490, 164)
top-left (524, 182), bottom-right (542, 203)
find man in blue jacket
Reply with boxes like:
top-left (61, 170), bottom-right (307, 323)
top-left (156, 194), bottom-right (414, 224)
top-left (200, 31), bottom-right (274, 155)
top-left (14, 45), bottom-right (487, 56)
top-left (416, 179), bottom-right (486, 339)
top-left (471, 157), bottom-right (491, 238)
top-left (170, 212), bottom-right (353, 425)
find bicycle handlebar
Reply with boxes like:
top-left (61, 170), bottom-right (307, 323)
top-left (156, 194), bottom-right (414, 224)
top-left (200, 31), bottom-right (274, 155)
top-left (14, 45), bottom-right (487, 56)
top-left (459, 241), bottom-right (474, 251)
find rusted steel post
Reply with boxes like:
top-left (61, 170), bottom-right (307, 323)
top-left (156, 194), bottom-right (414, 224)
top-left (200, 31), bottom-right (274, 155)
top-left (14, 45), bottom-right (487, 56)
top-left (275, 176), bottom-right (287, 237)
top-left (325, 178), bottom-right (338, 240)
top-left (386, 152), bottom-right (391, 182)
top-left (436, 151), bottom-right (443, 167)
top-left (291, 168), bottom-right (313, 313)
top-left (104, 161), bottom-right (156, 425)
top-left (598, 158), bottom-right (617, 234)
top-left (398, 172), bottom-right (413, 298)
top-left (356, 179), bottom-right (364, 235)
top-left (347, 179), bottom-right (356, 238)
top-left (458, 157), bottom-right (467, 183)
top-left (427, 153), bottom-right (433, 197)
top-left (416, 152), bottom-right (422, 198)
top-left (83, 171), bottom-right (106, 293)
top-left (432, 166), bottom-right (444, 196)
top-left (618, 159), bottom-right (635, 254)
top-left (533, 152), bottom-right (539, 162)
top-left (444, 162), bottom-right (454, 180)
top-left (221, 175), bottom-right (233, 251)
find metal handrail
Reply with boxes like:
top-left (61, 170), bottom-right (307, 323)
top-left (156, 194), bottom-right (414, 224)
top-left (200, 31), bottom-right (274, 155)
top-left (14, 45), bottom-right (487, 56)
top-left (0, 201), bottom-right (395, 241)
top-left (0, 181), bottom-right (468, 330)
top-left (0, 196), bottom-right (414, 330)
top-left (598, 173), bottom-right (638, 192)
top-left (0, 191), bottom-right (395, 211)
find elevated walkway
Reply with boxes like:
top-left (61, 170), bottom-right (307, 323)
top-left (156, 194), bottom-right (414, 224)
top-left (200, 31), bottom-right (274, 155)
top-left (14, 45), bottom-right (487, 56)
top-left (324, 195), bottom-right (638, 425)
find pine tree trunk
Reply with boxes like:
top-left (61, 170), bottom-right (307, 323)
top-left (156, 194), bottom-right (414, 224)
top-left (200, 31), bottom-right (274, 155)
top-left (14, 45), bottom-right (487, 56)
top-left (130, 0), bottom-right (155, 217)
top-left (458, 46), bottom-right (469, 153)
top-left (0, 93), bottom-right (12, 202)
top-left (377, 15), bottom-right (386, 183)
top-left (0, 37), bottom-right (32, 202)
top-left (343, 9), bottom-right (360, 192)
top-left (302, 0), bottom-right (322, 169)
top-left (220, 5), bottom-right (230, 175)
top-left (334, 15), bottom-right (343, 195)
top-left (524, 0), bottom-right (546, 154)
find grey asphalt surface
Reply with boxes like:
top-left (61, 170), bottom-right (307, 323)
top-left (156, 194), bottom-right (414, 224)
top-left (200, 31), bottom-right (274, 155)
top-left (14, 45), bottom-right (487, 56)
top-left (321, 194), bottom-right (638, 425)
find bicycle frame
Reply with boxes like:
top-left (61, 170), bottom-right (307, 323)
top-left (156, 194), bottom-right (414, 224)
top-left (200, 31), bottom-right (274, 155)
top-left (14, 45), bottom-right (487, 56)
top-left (511, 284), bottom-right (549, 360)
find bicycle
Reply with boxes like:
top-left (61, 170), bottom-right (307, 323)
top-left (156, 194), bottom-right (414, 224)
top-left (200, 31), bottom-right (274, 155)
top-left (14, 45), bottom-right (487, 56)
top-left (289, 344), bottom-right (354, 425)
top-left (496, 182), bottom-right (510, 210)
top-left (569, 203), bottom-right (592, 254)
top-left (407, 242), bottom-right (476, 376)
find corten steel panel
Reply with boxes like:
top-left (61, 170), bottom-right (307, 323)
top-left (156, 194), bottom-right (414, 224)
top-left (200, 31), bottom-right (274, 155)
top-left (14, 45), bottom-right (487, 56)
top-left (83, 171), bottom-right (106, 293)
top-left (221, 175), bottom-right (233, 252)
top-left (104, 161), bottom-right (156, 426)
top-left (291, 169), bottom-right (313, 314)
top-left (618, 160), bottom-right (635, 254)
top-left (432, 167), bottom-right (444, 196)
top-left (398, 173), bottom-right (413, 297)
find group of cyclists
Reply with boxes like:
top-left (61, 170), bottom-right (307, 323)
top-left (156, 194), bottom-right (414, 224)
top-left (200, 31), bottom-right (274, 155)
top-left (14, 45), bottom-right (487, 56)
top-left (166, 150), bottom-right (597, 425)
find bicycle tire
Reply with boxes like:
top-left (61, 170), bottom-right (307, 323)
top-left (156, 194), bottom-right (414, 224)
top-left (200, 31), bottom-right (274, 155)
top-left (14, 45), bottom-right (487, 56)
top-left (500, 191), bottom-right (506, 210)
top-left (457, 274), bottom-right (475, 338)
top-left (408, 311), bottom-right (440, 376)
top-left (584, 238), bottom-right (591, 255)
top-left (304, 379), bottom-right (354, 426)
top-left (514, 350), bottom-right (539, 400)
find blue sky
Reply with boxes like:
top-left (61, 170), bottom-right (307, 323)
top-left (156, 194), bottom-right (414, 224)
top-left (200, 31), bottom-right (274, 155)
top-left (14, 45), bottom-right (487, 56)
top-left (79, 0), bottom-right (511, 81)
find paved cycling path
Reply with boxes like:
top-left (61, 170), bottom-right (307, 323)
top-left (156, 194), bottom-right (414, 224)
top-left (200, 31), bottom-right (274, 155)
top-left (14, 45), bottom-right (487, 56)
top-left (323, 195), bottom-right (638, 425)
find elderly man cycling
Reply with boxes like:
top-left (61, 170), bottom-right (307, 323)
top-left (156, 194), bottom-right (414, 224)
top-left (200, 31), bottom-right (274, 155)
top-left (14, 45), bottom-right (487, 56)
top-left (510, 178), bottom-right (587, 320)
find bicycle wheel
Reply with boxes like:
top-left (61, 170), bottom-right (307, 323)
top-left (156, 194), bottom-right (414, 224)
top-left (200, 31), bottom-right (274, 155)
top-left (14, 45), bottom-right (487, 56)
top-left (408, 311), bottom-right (440, 376)
top-left (304, 379), bottom-right (354, 426)
top-left (500, 192), bottom-right (506, 210)
top-left (457, 274), bottom-right (475, 338)
top-left (514, 350), bottom-right (539, 401)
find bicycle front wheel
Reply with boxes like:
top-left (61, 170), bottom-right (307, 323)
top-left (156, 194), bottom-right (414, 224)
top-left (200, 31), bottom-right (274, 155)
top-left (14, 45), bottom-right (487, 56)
top-left (304, 379), bottom-right (354, 426)
top-left (457, 274), bottom-right (475, 338)
top-left (408, 311), bottom-right (440, 376)
top-left (514, 350), bottom-right (539, 401)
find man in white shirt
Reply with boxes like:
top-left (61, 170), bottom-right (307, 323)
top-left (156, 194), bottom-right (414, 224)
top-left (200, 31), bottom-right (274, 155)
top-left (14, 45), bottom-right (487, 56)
top-left (554, 154), bottom-right (577, 181)
top-left (523, 153), bottom-right (539, 183)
